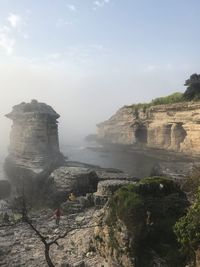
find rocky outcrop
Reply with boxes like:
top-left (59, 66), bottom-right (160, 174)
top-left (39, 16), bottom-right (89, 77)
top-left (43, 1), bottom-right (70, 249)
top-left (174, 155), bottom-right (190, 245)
top-left (48, 167), bottom-right (99, 201)
top-left (93, 177), bottom-right (189, 267)
top-left (93, 179), bottom-right (135, 207)
top-left (95, 180), bottom-right (135, 197)
top-left (151, 161), bottom-right (197, 183)
top-left (97, 102), bottom-right (200, 156)
top-left (4, 100), bottom-right (64, 182)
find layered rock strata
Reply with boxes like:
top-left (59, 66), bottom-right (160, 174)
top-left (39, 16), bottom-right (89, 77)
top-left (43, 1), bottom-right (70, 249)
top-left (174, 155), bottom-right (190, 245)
top-left (97, 102), bottom-right (200, 156)
top-left (4, 100), bottom-right (64, 179)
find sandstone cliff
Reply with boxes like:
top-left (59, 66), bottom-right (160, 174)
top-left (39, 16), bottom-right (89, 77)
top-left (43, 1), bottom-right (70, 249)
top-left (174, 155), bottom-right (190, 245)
top-left (97, 102), bottom-right (200, 156)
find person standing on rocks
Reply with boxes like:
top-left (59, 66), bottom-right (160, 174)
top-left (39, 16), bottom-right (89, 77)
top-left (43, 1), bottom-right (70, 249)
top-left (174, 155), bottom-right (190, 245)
top-left (54, 207), bottom-right (62, 226)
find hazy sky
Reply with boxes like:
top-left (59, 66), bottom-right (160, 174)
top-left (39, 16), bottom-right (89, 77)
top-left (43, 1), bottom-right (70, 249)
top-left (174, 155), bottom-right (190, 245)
top-left (0, 0), bottom-right (200, 149)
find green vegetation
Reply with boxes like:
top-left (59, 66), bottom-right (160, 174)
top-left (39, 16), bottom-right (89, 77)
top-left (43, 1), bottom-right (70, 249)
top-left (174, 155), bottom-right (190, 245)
top-left (151, 92), bottom-right (184, 105)
top-left (106, 177), bottom-right (189, 266)
top-left (182, 166), bottom-right (200, 197)
top-left (125, 92), bottom-right (185, 111)
top-left (125, 74), bottom-right (200, 111)
top-left (174, 187), bottom-right (200, 262)
top-left (107, 183), bottom-right (145, 230)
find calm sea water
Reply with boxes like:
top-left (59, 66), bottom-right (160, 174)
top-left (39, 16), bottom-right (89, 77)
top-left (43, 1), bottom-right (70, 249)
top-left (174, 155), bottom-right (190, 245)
top-left (0, 142), bottom-right (164, 180)
top-left (61, 143), bottom-right (161, 178)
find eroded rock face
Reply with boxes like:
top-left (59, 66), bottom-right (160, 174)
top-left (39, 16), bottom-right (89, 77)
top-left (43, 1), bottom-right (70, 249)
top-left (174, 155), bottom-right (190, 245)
top-left (4, 100), bottom-right (64, 180)
top-left (97, 102), bottom-right (200, 156)
top-left (93, 177), bottom-right (189, 267)
top-left (95, 180), bottom-right (135, 197)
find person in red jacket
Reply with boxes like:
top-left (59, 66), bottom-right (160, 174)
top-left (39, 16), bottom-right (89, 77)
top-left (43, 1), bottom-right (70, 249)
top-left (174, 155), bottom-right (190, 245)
top-left (54, 207), bottom-right (62, 226)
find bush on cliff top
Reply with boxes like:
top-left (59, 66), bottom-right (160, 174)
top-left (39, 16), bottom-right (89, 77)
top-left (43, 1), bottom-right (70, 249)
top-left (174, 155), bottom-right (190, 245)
top-left (126, 92), bottom-right (184, 110)
top-left (151, 92), bottom-right (184, 105)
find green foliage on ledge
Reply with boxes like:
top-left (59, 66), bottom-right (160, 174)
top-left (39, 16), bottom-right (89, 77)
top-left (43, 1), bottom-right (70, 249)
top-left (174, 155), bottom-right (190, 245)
top-left (151, 92), bottom-right (184, 105)
top-left (174, 187), bottom-right (200, 262)
top-left (107, 183), bottom-right (145, 230)
top-left (125, 92), bottom-right (185, 110)
top-left (106, 177), bottom-right (189, 266)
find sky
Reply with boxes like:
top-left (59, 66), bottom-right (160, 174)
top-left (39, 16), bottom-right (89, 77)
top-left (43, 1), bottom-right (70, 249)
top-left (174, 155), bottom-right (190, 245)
top-left (0, 0), bottom-right (200, 150)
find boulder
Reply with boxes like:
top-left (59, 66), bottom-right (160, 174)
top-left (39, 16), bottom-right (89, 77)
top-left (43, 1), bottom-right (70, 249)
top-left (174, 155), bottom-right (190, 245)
top-left (95, 179), bottom-right (135, 197)
top-left (94, 179), bottom-right (135, 207)
top-left (49, 166), bottom-right (99, 200)
top-left (151, 161), bottom-right (198, 183)
top-left (95, 170), bottom-right (135, 181)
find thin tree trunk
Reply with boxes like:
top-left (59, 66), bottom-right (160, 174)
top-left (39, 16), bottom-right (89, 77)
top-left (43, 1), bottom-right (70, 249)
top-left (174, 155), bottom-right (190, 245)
top-left (45, 245), bottom-right (55, 267)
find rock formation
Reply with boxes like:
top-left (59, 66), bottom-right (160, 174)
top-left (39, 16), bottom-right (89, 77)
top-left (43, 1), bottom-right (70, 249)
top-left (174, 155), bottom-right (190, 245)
top-left (4, 100), bottom-right (64, 182)
top-left (48, 166), bottom-right (99, 201)
top-left (97, 102), bottom-right (200, 156)
top-left (93, 177), bottom-right (189, 267)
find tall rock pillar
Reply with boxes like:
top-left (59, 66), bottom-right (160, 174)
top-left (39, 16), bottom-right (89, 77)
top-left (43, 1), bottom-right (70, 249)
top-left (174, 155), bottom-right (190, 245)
top-left (4, 100), bottom-right (64, 180)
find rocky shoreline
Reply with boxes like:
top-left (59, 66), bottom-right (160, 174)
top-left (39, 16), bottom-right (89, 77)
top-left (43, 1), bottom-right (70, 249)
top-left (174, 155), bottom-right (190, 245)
top-left (2, 100), bottom-right (200, 267)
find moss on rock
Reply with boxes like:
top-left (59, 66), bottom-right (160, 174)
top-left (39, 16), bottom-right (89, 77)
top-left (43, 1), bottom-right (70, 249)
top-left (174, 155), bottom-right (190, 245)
top-left (174, 186), bottom-right (200, 264)
top-left (105, 177), bottom-right (189, 267)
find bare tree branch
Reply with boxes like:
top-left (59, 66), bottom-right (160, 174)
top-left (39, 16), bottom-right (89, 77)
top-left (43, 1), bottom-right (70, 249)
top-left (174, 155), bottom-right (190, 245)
top-left (22, 212), bottom-right (102, 267)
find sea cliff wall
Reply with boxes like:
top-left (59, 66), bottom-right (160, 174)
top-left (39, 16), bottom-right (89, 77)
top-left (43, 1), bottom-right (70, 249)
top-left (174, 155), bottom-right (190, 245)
top-left (97, 102), bottom-right (200, 156)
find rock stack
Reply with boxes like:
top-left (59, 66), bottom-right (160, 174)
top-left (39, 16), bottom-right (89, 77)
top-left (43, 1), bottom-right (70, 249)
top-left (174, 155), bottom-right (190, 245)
top-left (4, 100), bottom-right (64, 181)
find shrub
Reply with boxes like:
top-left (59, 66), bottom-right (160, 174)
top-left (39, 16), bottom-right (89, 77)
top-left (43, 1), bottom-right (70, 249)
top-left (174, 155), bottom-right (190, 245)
top-left (174, 187), bottom-right (200, 261)
top-left (151, 92), bottom-right (184, 105)
top-left (125, 92), bottom-right (184, 111)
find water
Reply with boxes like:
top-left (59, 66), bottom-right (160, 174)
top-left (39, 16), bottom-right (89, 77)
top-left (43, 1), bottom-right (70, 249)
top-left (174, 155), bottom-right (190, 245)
top-left (0, 142), bottom-right (172, 179)
top-left (61, 142), bottom-right (162, 178)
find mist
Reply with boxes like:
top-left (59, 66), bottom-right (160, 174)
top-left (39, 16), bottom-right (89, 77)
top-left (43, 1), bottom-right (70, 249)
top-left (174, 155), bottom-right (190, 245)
top-left (1, 0), bottom-right (200, 155)
top-left (0, 58), bottom-right (193, 156)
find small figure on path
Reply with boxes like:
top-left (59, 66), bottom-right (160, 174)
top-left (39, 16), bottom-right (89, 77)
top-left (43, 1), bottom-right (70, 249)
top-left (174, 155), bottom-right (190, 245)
top-left (54, 207), bottom-right (62, 226)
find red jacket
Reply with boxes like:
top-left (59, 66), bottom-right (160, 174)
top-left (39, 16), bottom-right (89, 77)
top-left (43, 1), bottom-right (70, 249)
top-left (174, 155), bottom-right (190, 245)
top-left (54, 208), bottom-right (62, 218)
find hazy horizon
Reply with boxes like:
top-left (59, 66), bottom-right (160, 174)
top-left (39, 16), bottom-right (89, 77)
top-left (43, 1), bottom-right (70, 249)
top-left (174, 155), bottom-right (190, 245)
top-left (1, 0), bottom-right (200, 152)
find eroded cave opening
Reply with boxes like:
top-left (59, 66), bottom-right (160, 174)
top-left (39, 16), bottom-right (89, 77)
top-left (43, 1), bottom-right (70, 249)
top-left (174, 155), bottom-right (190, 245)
top-left (163, 124), bottom-right (172, 147)
top-left (171, 123), bottom-right (187, 150)
top-left (135, 124), bottom-right (148, 144)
